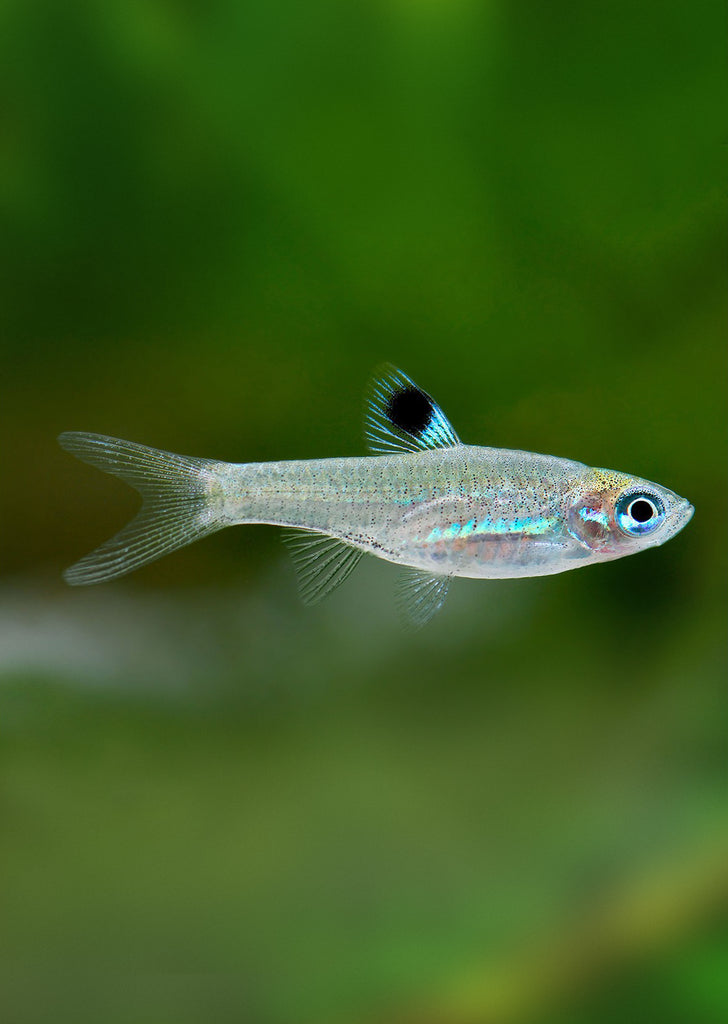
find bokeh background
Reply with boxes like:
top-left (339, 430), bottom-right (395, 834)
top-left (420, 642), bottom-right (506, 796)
top-left (1, 2), bottom-right (726, 1022)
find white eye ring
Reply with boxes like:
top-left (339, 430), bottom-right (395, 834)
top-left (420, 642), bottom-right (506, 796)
top-left (615, 492), bottom-right (665, 537)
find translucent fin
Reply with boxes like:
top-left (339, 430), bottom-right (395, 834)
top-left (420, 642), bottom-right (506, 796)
top-left (396, 569), bottom-right (451, 628)
top-left (282, 529), bottom-right (363, 606)
top-left (365, 364), bottom-right (461, 454)
top-left (59, 432), bottom-right (224, 585)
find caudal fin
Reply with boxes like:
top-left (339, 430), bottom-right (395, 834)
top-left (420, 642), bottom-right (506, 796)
top-left (59, 432), bottom-right (225, 585)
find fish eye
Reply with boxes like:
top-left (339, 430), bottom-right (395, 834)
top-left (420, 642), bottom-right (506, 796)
top-left (615, 491), bottom-right (665, 537)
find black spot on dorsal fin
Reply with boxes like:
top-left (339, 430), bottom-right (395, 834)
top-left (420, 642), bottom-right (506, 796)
top-left (364, 364), bottom-right (461, 454)
top-left (385, 385), bottom-right (435, 436)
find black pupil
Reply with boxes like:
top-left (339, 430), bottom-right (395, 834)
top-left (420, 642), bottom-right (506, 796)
top-left (386, 386), bottom-right (434, 435)
top-left (630, 499), bottom-right (655, 523)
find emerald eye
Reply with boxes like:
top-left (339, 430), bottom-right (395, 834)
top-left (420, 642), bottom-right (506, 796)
top-left (615, 492), bottom-right (665, 537)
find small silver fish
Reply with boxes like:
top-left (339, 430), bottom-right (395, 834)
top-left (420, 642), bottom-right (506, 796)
top-left (59, 365), bottom-right (693, 624)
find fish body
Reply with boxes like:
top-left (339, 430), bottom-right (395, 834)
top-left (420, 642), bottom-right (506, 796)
top-left (217, 448), bottom-right (683, 579)
top-left (60, 365), bottom-right (693, 623)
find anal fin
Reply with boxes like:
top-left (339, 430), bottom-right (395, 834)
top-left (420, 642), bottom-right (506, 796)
top-left (397, 569), bottom-right (451, 628)
top-left (283, 530), bottom-right (364, 606)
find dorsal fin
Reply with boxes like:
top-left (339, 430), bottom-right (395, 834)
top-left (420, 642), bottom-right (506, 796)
top-left (364, 364), bottom-right (461, 454)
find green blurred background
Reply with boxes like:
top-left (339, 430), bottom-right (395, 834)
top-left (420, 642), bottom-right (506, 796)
top-left (1, 2), bottom-right (726, 1022)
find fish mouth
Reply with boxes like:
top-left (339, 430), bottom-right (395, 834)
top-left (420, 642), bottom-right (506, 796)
top-left (674, 499), bottom-right (694, 534)
top-left (682, 500), bottom-right (695, 524)
top-left (653, 498), bottom-right (693, 545)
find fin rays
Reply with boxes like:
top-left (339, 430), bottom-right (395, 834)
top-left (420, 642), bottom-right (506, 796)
top-left (365, 364), bottom-right (461, 454)
top-left (283, 529), bottom-right (363, 605)
top-left (59, 432), bottom-right (223, 585)
top-left (397, 569), bottom-right (451, 628)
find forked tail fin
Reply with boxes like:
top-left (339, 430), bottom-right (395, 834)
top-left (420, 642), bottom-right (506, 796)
top-left (59, 432), bottom-right (225, 585)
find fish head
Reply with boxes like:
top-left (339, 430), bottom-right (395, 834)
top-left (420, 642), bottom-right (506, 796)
top-left (566, 468), bottom-right (694, 560)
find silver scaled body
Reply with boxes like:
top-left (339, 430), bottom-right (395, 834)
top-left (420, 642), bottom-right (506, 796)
top-left (219, 446), bottom-right (589, 579)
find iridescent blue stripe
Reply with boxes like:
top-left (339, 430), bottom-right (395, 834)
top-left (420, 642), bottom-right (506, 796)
top-left (426, 515), bottom-right (557, 544)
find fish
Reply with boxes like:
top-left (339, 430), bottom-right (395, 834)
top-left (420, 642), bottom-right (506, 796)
top-left (59, 364), bottom-right (694, 625)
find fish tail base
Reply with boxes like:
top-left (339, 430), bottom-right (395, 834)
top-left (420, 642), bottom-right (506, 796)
top-left (59, 432), bottom-right (225, 585)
